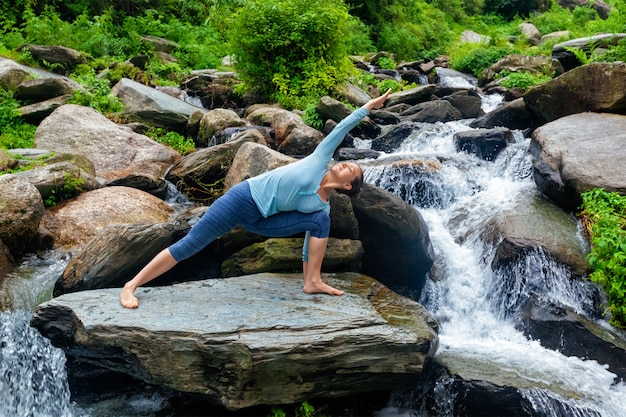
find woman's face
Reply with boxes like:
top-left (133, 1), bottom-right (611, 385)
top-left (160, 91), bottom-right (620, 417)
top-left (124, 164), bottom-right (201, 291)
top-left (331, 162), bottom-right (362, 189)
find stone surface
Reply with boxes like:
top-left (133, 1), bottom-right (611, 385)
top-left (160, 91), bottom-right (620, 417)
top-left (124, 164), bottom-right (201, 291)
top-left (34, 104), bottom-right (179, 184)
top-left (32, 272), bottom-right (439, 410)
top-left (530, 112), bottom-right (626, 210)
top-left (42, 186), bottom-right (174, 248)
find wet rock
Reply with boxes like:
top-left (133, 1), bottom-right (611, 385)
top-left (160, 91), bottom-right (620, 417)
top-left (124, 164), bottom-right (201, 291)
top-left (519, 295), bottom-right (626, 381)
top-left (400, 100), bottom-right (462, 123)
top-left (470, 97), bottom-right (534, 131)
top-left (453, 128), bottom-right (515, 161)
top-left (221, 237), bottom-right (363, 277)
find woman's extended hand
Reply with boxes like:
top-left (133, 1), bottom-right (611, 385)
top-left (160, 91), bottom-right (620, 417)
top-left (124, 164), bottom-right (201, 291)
top-left (363, 88), bottom-right (392, 111)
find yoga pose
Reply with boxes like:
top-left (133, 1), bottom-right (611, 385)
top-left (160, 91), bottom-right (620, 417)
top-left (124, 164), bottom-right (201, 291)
top-left (120, 89), bottom-right (391, 308)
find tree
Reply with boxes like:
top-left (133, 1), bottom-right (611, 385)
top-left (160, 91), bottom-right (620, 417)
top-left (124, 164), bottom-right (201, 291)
top-left (228, 0), bottom-right (356, 107)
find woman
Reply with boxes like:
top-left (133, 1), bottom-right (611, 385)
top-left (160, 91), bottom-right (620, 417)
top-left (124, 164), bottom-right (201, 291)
top-left (120, 89), bottom-right (391, 308)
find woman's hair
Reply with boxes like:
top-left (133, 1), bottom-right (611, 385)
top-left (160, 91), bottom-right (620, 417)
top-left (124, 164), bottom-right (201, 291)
top-left (335, 165), bottom-right (364, 198)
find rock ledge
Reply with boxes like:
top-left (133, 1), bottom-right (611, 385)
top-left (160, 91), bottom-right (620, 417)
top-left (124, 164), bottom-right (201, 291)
top-left (31, 272), bottom-right (438, 410)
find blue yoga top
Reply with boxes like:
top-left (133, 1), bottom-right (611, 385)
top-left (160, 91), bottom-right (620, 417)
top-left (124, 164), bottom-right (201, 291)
top-left (247, 106), bottom-right (369, 217)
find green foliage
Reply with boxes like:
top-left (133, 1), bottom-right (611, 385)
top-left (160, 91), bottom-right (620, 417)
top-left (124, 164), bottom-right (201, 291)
top-left (346, 0), bottom-right (457, 60)
top-left (495, 70), bottom-right (552, 89)
top-left (302, 103), bottom-right (325, 131)
top-left (68, 65), bottom-right (123, 115)
top-left (0, 89), bottom-right (37, 150)
top-left (580, 188), bottom-right (626, 328)
top-left (268, 401), bottom-right (327, 417)
top-left (145, 128), bottom-right (195, 155)
top-left (44, 172), bottom-right (85, 206)
top-left (376, 56), bottom-right (397, 70)
top-left (229, 0), bottom-right (356, 108)
top-left (451, 45), bottom-right (517, 77)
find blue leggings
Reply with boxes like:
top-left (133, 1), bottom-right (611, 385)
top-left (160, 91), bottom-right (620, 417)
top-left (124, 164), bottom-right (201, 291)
top-left (169, 181), bottom-right (330, 262)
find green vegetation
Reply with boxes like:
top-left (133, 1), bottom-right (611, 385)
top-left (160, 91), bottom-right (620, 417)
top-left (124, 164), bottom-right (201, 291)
top-left (269, 401), bottom-right (327, 417)
top-left (145, 128), bottom-right (195, 155)
top-left (0, 89), bottom-right (37, 149)
top-left (228, 0), bottom-right (357, 108)
top-left (495, 70), bottom-right (553, 89)
top-left (44, 172), bottom-right (85, 206)
top-left (580, 189), bottom-right (626, 328)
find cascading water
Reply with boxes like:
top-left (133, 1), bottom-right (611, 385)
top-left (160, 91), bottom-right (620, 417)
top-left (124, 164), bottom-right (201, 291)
top-left (368, 79), bottom-right (626, 416)
top-left (0, 252), bottom-right (81, 417)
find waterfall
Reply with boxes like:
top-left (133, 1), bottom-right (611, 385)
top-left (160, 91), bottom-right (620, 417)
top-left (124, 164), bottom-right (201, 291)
top-left (0, 311), bottom-right (76, 417)
top-left (369, 79), bottom-right (626, 416)
top-left (0, 251), bottom-right (82, 417)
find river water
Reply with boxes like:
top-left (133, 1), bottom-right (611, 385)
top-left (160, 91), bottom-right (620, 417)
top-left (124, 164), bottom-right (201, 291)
top-left (2, 81), bottom-right (626, 416)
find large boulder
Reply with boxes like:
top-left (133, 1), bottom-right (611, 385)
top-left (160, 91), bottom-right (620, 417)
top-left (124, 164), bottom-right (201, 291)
top-left (17, 44), bottom-right (87, 69)
top-left (14, 77), bottom-right (82, 102)
top-left (351, 184), bottom-right (434, 299)
top-left (34, 104), bottom-right (180, 191)
top-left (453, 128), bottom-right (515, 161)
top-left (530, 112), bottom-right (626, 210)
top-left (0, 175), bottom-right (45, 257)
top-left (400, 100), bottom-right (462, 123)
top-left (54, 222), bottom-right (187, 295)
top-left (316, 96), bottom-right (380, 138)
top-left (557, 0), bottom-right (612, 20)
top-left (41, 186), bottom-right (174, 248)
top-left (111, 78), bottom-right (208, 130)
top-left (519, 295), bottom-right (626, 381)
top-left (385, 84), bottom-right (437, 107)
top-left (31, 272), bottom-right (439, 410)
top-left (524, 62), bottom-right (626, 126)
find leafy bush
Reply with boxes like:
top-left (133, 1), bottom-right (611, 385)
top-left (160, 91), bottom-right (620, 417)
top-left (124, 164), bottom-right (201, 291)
top-left (145, 128), bottom-right (195, 155)
top-left (44, 172), bottom-right (85, 206)
top-left (0, 89), bottom-right (37, 149)
top-left (580, 188), bottom-right (626, 328)
top-left (495, 70), bottom-right (552, 89)
top-left (69, 65), bottom-right (123, 115)
top-left (228, 0), bottom-right (356, 108)
top-left (451, 45), bottom-right (517, 77)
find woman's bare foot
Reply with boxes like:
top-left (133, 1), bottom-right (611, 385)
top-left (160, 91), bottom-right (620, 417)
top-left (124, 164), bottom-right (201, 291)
top-left (120, 285), bottom-right (139, 308)
top-left (303, 279), bottom-right (344, 296)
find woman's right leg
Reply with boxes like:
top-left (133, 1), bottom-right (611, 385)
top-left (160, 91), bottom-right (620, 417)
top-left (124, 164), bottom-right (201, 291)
top-left (120, 181), bottom-right (262, 308)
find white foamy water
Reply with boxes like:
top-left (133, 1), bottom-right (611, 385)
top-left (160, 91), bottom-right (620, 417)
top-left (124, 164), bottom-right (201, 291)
top-left (366, 92), bottom-right (626, 415)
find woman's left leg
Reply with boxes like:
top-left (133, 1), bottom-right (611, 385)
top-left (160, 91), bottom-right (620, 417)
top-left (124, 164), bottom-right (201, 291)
top-left (242, 211), bottom-right (343, 295)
